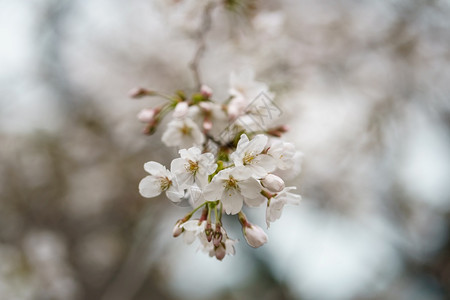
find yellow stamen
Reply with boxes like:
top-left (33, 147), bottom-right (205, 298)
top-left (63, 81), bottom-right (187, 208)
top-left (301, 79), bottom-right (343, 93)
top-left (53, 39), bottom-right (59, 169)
top-left (225, 176), bottom-right (238, 189)
top-left (160, 177), bottom-right (172, 191)
top-left (243, 153), bottom-right (255, 165)
top-left (185, 160), bottom-right (199, 174)
top-left (180, 124), bottom-right (192, 135)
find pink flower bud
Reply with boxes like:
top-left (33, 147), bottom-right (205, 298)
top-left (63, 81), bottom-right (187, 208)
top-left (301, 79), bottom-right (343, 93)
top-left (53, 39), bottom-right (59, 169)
top-left (172, 221), bottom-right (183, 238)
top-left (213, 232), bottom-right (222, 247)
top-left (214, 244), bottom-right (226, 261)
top-left (244, 224), bottom-right (268, 248)
top-left (205, 223), bottom-right (213, 242)
top-left (267, 125), bottom-right (290, 137)
top-left (200, 84), bottom-right (213, 98)
top-left (227, 95), bottom-right (247, 120)
top-left (203, 118), bottom-right (213, 132)
top-left (261, 174), bottom-right (285, 193)
top-left (137, 108), bottom-right (156, 123)
top-left (129, 87), bottom-right (155, 98)
top-left (173, 102), bottom-right (189, 119)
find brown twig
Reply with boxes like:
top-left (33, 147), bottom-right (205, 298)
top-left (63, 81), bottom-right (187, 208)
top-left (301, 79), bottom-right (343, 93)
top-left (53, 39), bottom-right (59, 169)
top-left (189, 2), bottom-right (217, 91)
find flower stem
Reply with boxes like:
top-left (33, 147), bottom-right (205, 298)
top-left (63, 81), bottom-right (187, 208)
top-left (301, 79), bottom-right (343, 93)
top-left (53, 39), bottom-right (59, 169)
top-left (238, 211), bottom-right (249, 227)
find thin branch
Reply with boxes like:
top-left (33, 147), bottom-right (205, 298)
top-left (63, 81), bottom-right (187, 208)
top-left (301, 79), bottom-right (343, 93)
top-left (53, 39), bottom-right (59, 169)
top-left (190, 2), bottom-right (217, 90)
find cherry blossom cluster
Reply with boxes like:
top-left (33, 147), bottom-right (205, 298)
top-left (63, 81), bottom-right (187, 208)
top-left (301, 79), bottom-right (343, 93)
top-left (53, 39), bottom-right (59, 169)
top-left (132, 71), bottom-right (302, 260)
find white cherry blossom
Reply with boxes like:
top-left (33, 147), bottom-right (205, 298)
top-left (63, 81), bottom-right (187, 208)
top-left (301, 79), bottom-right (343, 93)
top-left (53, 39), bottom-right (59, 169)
top-left (228, 69), bottom-right (276, 121)
top-left (134, 69), bottom-right (304, 260)
top-left (171, 147), bottom-right (217, 188)
top-left (267, 140), bottom-right (297, 170)
top-left (139, 161), bottom-right (183, 202)
top-left (273, 150), bottom-right (303, 180)
top-left (162, 117), bottom-right (205, 148)
top-left (230, 134), bottom-right (276, 178)
top-left (181, 220), bottom-right (206, 244)
top-left (227, 94), bottom-right (248, 120)
top-left (203, 167), bottom-right (265, 214)
top-left (266, 187), bottom-right (302, 227)
top-left (229, 69), bottom-right (269, 103)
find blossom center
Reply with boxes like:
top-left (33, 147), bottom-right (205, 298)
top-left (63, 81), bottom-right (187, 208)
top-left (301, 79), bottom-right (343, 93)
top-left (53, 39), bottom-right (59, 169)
top-left (180, 124), bottom-right (192, 135)
top-left (243, 153), bottom-right (255, 165)
top-left (159, 177), bottom-right (172, 191)
top-left (186, 160), bottom-right (199, 174)
top-left (225, 176), bottom-right (239, 190)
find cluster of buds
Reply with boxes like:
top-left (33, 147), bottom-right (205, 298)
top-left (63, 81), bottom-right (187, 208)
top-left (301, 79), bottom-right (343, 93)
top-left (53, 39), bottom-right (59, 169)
top-left (133, 70), bottom-right (302, 260)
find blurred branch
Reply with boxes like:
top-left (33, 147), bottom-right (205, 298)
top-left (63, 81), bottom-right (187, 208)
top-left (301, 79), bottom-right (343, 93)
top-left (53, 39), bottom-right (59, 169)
top-left (189, 2), bottom-right (217, 90)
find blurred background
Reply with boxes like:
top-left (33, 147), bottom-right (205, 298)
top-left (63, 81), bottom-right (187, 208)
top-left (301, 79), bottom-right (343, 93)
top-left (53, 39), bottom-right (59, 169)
top-left (1, 0), bottom-right (450, 299)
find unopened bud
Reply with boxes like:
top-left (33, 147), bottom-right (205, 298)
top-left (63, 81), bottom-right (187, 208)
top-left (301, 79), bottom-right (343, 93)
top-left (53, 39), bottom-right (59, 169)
top-left (205, 223), bottom-right (213, 242)
top-left (267, 125), bottom-right (289, 137)
top-left (214, 244), bottom-right (226, 261)
top-left (143, 122), bottom-right (157, 135)
top-left (172, 220), bottom-right (184, 238)
top-left (200, 84), bottom-right (213, 98)
top-left (261, 174), bottom-right (285, 193)
top-left (203, 118), bottom-right (213, 132)
top-left (213, 225), bottom-right (222, 247)
top-left (243, 224), bottom-right (268, 248)
top-left (137, 108), bottom-right (156, 123)
top-left (129, 87), bottom-right (156, 98)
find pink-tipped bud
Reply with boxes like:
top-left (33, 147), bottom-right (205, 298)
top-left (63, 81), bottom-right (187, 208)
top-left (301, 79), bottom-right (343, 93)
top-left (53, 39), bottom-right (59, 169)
top-left (200, 84), bottom-right (213, 98)
top-left (214, 244), bottom-right (226, 261)
top-left (172, 220), bottom-right (184, 238)
top-left (243, 224), bottom-right (268, 248)
top-left (213, 225), bottom-right (222, 247)
top-left (267, 125), bottom-right (290, 137)
top-left (129, 87), bottom-right (156, 98)
top-left (203, 118), bottom-right (213, 132)
top-left (173, 101), bottom-right (189, 119)
top-left (261, 174), bottom-right (285, 193)
top-left (205, 223), bottom-right (213, 242)
top-left (213, 232), bottom-right (222, 247)
top-left (137, 108), bottom-right (156, 123)
top-left (277, 125), bottom-right (289, 132)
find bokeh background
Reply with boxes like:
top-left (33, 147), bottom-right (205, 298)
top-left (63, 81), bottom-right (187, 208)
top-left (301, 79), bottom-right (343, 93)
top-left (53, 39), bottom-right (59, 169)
top-left (1, 0), bottom-right (450, 299)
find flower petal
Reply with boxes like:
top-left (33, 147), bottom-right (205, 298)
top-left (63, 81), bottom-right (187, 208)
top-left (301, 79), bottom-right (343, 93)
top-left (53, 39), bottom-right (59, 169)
top-left (139, 176), bottom-right (162, 198)
top-left (221, 189), bottom-right (244, 215)
top-left (244, 193), bottom-right (266, 207)
top-left (143, 161), bottom-right (167, 176)
top-left (230, 166), bottom-right (253, 180)
top-left (255, 154), bottom-right (276, 173)
top-left (239, 177), bottom-right (262, 199)
top-left (247, 134), bottom-right (267, 154)
top-left (236, 133), bottom-right (250, 150)
top-left (170, 158), bottom-right (186, 174)
top-left (203, 181), bottom-right (224, 201)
